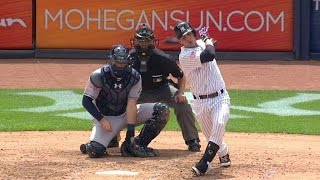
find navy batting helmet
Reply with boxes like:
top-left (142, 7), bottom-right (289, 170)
top-left (174, 22), bottom-right (196, 39)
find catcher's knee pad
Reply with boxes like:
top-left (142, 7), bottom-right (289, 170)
top-left (152, 102), bottom-right (169, 126)
top-left (86, 141), bottom-right (107, 158)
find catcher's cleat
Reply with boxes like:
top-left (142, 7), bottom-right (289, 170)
top-left (120, 138), bottom-right (159, 158)
top-left (187, 139), bottom-right (201, 152)
top-left (191, 160), bottom-right (212, 176)
top-left (80, 143), bottom-right (87, 154)
top-left (219, 154), bottom-right (231, 167)
top-left (132, 145), bottom-right (158, 158)
top-left (120, 141), bottom-right (135, 157)
top-left (143, 147), bottom-right (159, 157)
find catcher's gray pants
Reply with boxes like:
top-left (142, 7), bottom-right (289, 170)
top-left (90, 103), bottom-right (156, 147)
top-left (138, 83), bottom-right (199, 143)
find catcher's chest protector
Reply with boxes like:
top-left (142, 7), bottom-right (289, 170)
top-left (96, 66), bottom-right (140, 116)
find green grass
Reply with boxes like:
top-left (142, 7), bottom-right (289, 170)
top-left (227, 90), bottom-right (320, 134)
top-left (0, 89), bottom-right (319, 135)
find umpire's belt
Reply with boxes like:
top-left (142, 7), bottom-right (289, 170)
top-left (193, 89), bottom-right (224, 100)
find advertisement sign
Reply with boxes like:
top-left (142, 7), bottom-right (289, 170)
top-left (37, 0), bottom-right (293, 51)
top-left (0, 0), bottom-right (33, 49)
top-left (311, 0), bottom-right (320, 52)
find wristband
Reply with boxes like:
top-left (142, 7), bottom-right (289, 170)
top-left (127, 124), bottom-right (135, 132)
top-left (125, 124), bottom-right (135, 141)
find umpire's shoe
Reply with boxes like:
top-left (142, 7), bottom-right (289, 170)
top-left (192, 160), bottom-right (212, 176)
top-left (187, 138), bottom-right (201, 152)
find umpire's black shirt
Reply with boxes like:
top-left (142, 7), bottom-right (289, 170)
top-left (130, 48), bottom-right (183, 90)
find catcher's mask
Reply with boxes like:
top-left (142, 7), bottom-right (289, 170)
top-left (109, 45), bottom-right (130, 79)
top-left (130, 24), bottom-right (159, 72)
top-left (174, 21), bottom-right (196, 40)
top-left (130, 24), bottom-right (159, 58)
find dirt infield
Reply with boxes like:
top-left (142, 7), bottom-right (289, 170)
top-left (0, 59), bottom-right (320, 180)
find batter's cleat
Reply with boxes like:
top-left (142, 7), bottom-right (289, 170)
top-left (192, 160), bottom-right (212, 176)
top-left (219, 154), bottom-right (231, 167)
top-left (187, 139), bottom-right (201, 152)
top-left (80, 143), bottom-right (88, 154)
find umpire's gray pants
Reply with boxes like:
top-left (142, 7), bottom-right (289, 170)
top-left (139, 83), bottom-right (199, 143)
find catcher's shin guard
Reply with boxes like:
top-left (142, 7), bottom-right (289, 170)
top-left (137, 102), bottom-right (169, 147)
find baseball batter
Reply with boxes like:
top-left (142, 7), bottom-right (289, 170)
top-left (174, 22), bottom-right (231, 176)
top-left (80, 45), bottom-right (169, 158)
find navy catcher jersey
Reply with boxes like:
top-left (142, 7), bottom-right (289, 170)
top-left (84, 65), bottom-right (141, 116)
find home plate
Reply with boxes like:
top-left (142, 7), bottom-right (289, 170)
top-left (95, 170), bottom-right (139, 176)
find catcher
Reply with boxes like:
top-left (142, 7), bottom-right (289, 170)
top-left (80, 45), bottom-right (169, 158)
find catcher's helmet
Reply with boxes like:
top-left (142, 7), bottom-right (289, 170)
top-left (109, 45), bottom-right (130, 78)
top-left (130, 24), bottom-right (159, 57)
top-left (174, 21), bottom-right (196, 39)
top-left (109, 45), bottom-right (130, 64)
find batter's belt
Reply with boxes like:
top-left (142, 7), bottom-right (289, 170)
top-left (193, 89), bottom-right (224, 99)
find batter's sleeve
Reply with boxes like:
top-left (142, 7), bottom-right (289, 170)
top-left (200, 45), bottom-right (216, 63)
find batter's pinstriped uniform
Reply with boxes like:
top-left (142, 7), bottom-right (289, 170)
top-left (179, 40), bottom-right (230, 158)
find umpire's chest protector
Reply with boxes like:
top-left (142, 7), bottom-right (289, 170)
top-left (95, 66), bottom-right (140, 116)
